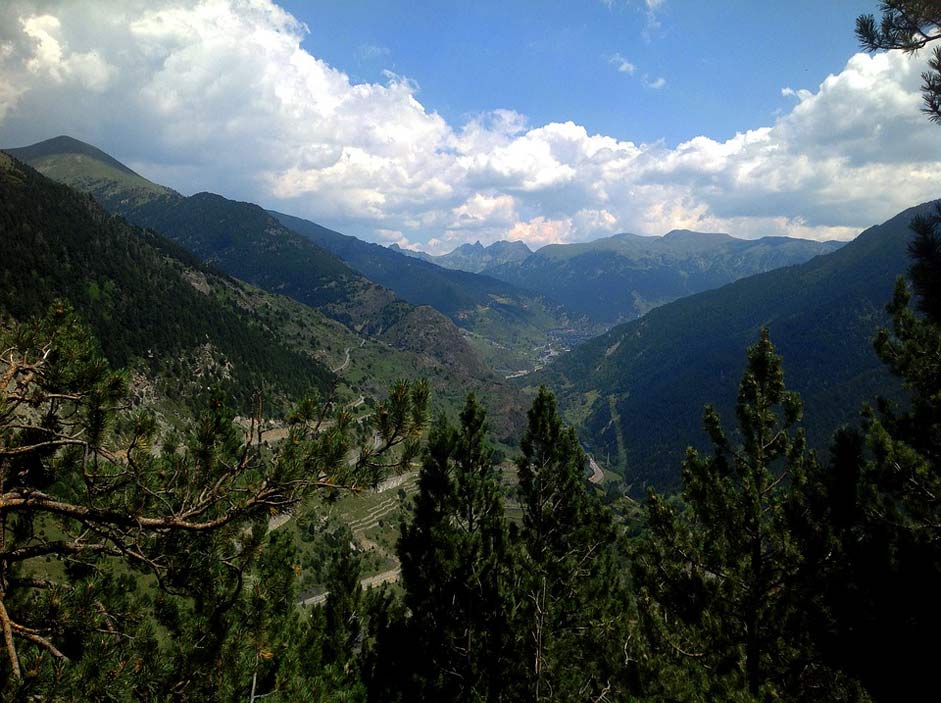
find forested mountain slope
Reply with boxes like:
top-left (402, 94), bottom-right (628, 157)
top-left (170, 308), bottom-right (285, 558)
top-left (540, 203), bottom-right (929, 492)
top-left (0, 151), bottom-right (332, 410)
top-left (2, 139), bottom-right (526, 436)
top-left (6, 137), bottom-right (499, 375)
top-left (271, 211), bottom-right (585, 371)
top-left (485, 230), bottom-right (842, 324)
top-left (6, 137), bottom-right (392, 324)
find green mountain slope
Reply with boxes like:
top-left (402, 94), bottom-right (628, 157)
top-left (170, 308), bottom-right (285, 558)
top-left (6, 136), bottom-right (413, 331)
top-left (3, 137), bottom-right (525, 436)
top-left (123, 192), bottom-right (405, 331)
top-left (7, 138), bottom-right (481, 353)
top-left (271, 211), bottom-right (587, 373)
top-left (5, 135), bottom-right (171, 209)
top-left (0, 151), bottom-right (332, 411)
top-left (485, 230), bottom-right (842, 325)
top-left (539, 204), bottom-right (928, 493)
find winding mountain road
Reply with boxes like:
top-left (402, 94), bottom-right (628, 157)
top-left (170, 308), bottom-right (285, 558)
top-left (333, 347), bottom-right (351, 373)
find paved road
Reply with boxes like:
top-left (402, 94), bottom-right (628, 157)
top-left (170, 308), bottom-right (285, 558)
top-left (588, 455), bottom-right (604, 484)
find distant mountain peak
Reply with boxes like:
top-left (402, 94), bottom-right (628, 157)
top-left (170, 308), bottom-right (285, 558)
top-left (3, 135), bottom-right (172, 211)
top-left (405, 238), bottom-right (534, 273)
top-left (4, 135), bottom-right (143, 178)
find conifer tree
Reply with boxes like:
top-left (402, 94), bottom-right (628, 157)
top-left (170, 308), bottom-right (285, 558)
top-left (395, 394), bottom-right (509, 702)
top-left (633, 330), bottom-right (837, 702)
top-left (0, 304), bottom-right (428, 699)
top-left (360, 587), bottom-right (413, 703)
top-left (323, 538), bottom-right (363, 671)
top-left (856, 1), bottom-right (941, 122)
top-left (292, 537), bottom-right (368, 703)
top-left (794, 211), bottom-right (941, 702)
top-left (512, 387), bottom-right (621, 702)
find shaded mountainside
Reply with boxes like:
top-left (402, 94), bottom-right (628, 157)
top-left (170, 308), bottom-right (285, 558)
top-left (485, 230), bottom-right (843, 325)
top-left (271, 211), bottom-right (586, 372)
top-left (121, 191), bottom-right (404, 331)
top-left (538, 204), bottom-right (932, 493)
top-left (3, 137), bottom-right (526, 437)
top-left (0, 152), bottom-right (333, 411)
top-left (6, 136), bottom-right (407, 333)
top-left (271, 211), bottom-right (533, 321)
top-left (393, 239), bottom-right (533, 273)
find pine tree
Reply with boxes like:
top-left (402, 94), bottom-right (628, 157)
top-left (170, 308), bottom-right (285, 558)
top-left (856, 1), bottom-right (941, 122)
top-left (323, 538), bottom-right (363, 670)
top-left (0, 304), bottom-right (429, 699)
top-left (395, 394), bottom-right (510, 702)
top-left (633, 330), bottom-right (841, 702)
top-left (512, 387), bottom-right (622, 702)
top-left (794, 212), bottom-right (941, 702)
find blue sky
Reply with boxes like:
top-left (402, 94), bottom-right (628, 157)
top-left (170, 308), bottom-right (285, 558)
top-left (283, 1), bottom-right (873, 146)
top-left (0, 1), bottom-right (938, 252)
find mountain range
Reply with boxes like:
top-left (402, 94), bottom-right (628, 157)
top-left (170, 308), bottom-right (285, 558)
top-left (1, 139), bottom-right (527, 436)
top-left (539, 203), bottom-right (926, 491)
top-left (7, 137), bottom-right (591, 375)
top-left (398, 231), bottom-right (843, 325)
top-left (6, 137), bottom-right (844, 367)
top-left (5, 134), bottom-right (919, 485)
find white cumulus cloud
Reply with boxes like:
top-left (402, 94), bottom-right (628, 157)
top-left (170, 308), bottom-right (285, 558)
top-left (0, 0), bottom-right (939, 254)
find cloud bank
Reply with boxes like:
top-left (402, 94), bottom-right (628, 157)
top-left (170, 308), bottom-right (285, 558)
top-left (1, 0), bottom-right (939, 253)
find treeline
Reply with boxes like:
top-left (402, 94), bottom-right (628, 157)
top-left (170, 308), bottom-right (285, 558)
top-left (2, 211), bottom-right (938, 701)
top-left (357, 213), bottom-right (938, 702)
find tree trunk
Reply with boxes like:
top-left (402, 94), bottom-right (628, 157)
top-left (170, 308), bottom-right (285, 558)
top-left (746, 530), bottom-right (762, 697)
